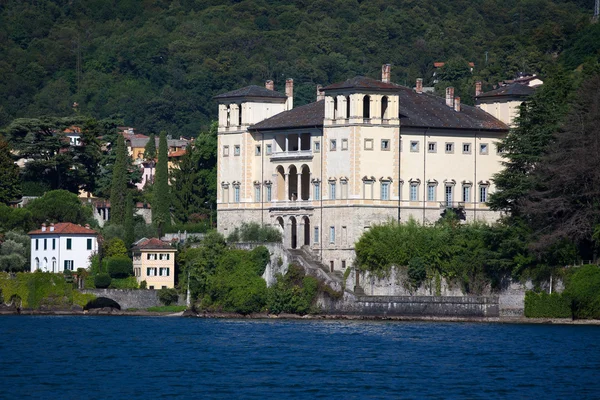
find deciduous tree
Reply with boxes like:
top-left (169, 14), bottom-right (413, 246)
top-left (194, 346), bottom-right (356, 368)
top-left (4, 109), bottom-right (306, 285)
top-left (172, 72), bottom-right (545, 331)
top-left (0, 135), bottom-right (21, 204)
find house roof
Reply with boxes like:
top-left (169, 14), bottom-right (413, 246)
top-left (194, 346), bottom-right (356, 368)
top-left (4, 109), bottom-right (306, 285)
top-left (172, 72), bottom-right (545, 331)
top-left (476, 82), bottom-right (536, 99)
top-left (249, 81), bottom-right (508, 132)
top-left (128, 136), bottom-right (190, 149)
top-left (168, 149), bottom-right (186, 157)
top-left (214, 85), bottom-right (288, 100)
top-left (321, 76), bottom-right (401, 92)
top-left (251, 100), bottom-right (325, 131)
top-left (131, 237), bottom-right (175, 251)
top-left (397, 87), bottom-right (508, 131)
top-left (29, 222), bottom-right (98, 236)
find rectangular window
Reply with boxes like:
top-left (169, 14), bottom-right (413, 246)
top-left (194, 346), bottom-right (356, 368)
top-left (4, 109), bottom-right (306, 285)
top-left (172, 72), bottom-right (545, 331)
top-left (445, 185), bottom-right (453, 205)
top-left (428, 142), bottom-right (437, 153)
top-left (463, 186), bottom-right (471, 202)
top-left (480, 186), bottom-right (488, 203)
top-left (314, 182), bottom-right (321, 200)
top-left (381, 182), bottom-right (390, 200)
top-left (35, 239), bottom-right (39, 250)
top-left (159, 267), bottom-right (170, 277)
top-left (255, 186), bottom-right (261, 202)
top-left (364, 138), bottom-right (373, 150)
top-left (266, 185), bottom-right (272, 202)
top-left (445, 143), bottom-right (454, 153)
top-left (330, 226), bottom-right (335, 244)
top-left (52, 239), bottom-right (56, 250)
top-left (341, 138), bottom-right (348, 150)
top-left (44, 239), bottom-right (47, 250)
top-left (255, 145), bottom-right (261, 156)
top-left (314, 226), bottom-right (319, 243)
top-left (342, 260), bottom-right (346, 269)
top-left (86, 238), bottom-right (92, 250)
top-left (381, 139), bottom-right (390, 151)
top-left (223, 145), bottom-right (229, 156)
top-left (234, 186), bottom-right (240, 203)
top-left (66, 238), bottom-right (72, 250)
top-left (330, 139), bottom-right (337, 151)
top-left (329, 182), bottom-right (336, 200)
top-left (480, 143), bottom-right (488, 155)
top-left (427, 184), bottom-right (436, 202)
top-left (463, 143), bottom-right (471, 154)
top-left (266, 144), bottom-right (272, 155)
top-left (64, 260), bottom-right (74, 271)
top-left (314, 141), bottom-right (321, 152)
top-left (234, 145), bottom-right (240, 156)
top-left (340, 181), bottom-right (348, 199)
top-left (410, 184), bottom-right (418, 201)
top-left (410, 141), bottom-right (419, 152)
top-left (147, 268), bottom-right (157, 276)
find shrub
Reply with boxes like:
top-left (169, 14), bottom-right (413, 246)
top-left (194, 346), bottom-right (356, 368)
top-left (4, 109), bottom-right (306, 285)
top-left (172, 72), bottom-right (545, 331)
top-left (228, 222), bottom-right (282, 243)
top-left (106, 256), bottom-right (133, 279)
top-left (408, 257), bottom-right (427, 288)
top-left (139, 280), bottom-right (147, 289)
top-left (524, 291), bottom-right (571, 318)
top-left (564, 265), bottom-right (600, 319)
top-left (109, 277), bottom-right (138, 289)
top-left (158, 288), bottom-right (179, 306)
top-left (94, 273), bottom-right (112, 289)
top-left (267, 265), bottom-right (319, 315)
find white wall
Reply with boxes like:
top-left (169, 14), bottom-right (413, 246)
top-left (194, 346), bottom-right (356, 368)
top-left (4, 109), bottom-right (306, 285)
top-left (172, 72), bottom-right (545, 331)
top-left (30, 234), bottom-right (98, 272)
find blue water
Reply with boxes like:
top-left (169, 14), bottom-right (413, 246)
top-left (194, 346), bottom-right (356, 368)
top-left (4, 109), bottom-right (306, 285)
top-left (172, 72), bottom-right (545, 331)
top-left (0, 317), bottom-right (598, 399)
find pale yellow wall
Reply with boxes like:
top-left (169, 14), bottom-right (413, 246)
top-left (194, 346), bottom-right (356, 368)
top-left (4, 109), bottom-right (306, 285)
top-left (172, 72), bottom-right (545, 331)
top-left (478, 99), bottom-right (522, 127)
top-left (133, 249), bottom-right (176, 289)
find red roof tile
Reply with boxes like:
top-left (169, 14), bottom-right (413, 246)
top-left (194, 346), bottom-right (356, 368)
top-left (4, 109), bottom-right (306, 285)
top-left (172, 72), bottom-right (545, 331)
top-left (168, 149), bottom-right (186, 157)
top-left (132, 238), bottom-right (175, 251)
top-left (29, 222), bottom-right (98, 236)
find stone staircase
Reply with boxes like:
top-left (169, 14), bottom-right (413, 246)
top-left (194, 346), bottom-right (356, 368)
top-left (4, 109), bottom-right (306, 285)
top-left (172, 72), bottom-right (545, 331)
top-left (286, 247), bottom-right (345, 293)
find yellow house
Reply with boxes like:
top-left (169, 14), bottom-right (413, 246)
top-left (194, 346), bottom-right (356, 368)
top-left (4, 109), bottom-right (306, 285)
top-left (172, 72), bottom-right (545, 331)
top-left (132, 238), bottom-right (177, 290)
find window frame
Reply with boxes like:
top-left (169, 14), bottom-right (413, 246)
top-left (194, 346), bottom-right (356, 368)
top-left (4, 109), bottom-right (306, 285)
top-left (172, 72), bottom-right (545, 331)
top-left (234, 145), bottom-right (241, 156)
top-left (66, 238), bottom-right (72, 250)
top-left (364, 138), bottom-right (374, 150)
top-left (341, 138), bottom-right (348, 151)
top-left (428, 142), bottom-right (437, 153)
top-left (462, 143), bottom-right (471, 154)
top-left (381, 181), bottom-right (390, 200)
top-left (223, 145), bottom-right (229, 157)
top-left (409, 183), bottom-right (419, 201)
top-left (381, 139), bottom-right (390, 151)
top-left (410, 141), bottom-right (419, 152)
top-left (445, 142), bottom-right (454, 153)
top-left (330, 139), bottom-right (337, 151)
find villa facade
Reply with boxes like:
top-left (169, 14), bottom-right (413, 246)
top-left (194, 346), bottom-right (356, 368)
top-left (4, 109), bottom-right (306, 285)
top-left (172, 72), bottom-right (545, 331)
top-left (215, 65), bottom-right (511, 271)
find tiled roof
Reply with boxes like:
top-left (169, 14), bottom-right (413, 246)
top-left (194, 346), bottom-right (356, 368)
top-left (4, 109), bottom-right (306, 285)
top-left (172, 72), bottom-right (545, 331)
top-left (249, 83), bottom-right (508, 132)
top-left (131, 237), bottom-right (175, 251)
top-left (128, 137), bottom-right (190, 149)
top-left (321, 76), bottom-right (401, 92)
top-left (214, 85), bottom-right (287, 100)
top-left (251, 101), bottom-right (325, 131)
top-left (397, 87), bottom-right (508, 131)
top-left (29, 222), bottom-right (98, 236)
top-left (476, 82), bottom-right (536, 99)
top-left (168, 149), bottom-right (186, 157)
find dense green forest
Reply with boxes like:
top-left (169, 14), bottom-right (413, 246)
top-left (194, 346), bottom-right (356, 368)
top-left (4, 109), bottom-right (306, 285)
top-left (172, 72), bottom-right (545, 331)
top-left (1, 0), bottom-right (598, 137)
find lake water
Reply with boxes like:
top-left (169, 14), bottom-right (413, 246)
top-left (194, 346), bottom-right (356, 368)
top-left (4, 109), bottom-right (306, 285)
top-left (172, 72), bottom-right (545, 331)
top-left (0, 316), bottom-right (598, 399)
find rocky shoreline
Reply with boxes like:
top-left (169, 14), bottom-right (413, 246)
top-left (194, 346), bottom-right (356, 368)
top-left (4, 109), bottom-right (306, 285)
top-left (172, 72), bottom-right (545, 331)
top-left (1, 305), bottom-right (599, 325)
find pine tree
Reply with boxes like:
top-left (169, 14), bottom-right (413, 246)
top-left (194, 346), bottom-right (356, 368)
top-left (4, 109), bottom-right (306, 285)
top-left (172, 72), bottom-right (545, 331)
top-left (110, 133), bottom-right (128, 223)
top-left (144, 133), bottom-right (156, 160)
top-left (488, 68), bottom-right (574, 216)
top-left (124, 191), bottom-right (135, 250)
top-left (0, 135), bottom-right (21, 204)
top-left (152, 131), bottom-right (170, 235)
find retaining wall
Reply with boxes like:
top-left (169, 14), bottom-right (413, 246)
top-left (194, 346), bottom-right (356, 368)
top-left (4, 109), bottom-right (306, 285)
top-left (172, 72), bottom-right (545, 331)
top-left (80, 289), bottom-right (181, 310)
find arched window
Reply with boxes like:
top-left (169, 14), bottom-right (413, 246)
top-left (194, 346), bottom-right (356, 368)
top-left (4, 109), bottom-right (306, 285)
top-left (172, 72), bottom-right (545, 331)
top-left (226, 105), bottom-right (231, 127)
top-left (363, 95), bottom-right (371, 119)
top-left (35, 258), bottom-right (40, 270)
top-left (52, 257), bottom-right (57, 273)
top-left (237, 103), bottom-right (243, 126)
top-left (346, 96), bottom-right (351, 119)
top-left (381, 96), bottom-right (389, 120)
top-left (333, 97), bottom-right (338, 119)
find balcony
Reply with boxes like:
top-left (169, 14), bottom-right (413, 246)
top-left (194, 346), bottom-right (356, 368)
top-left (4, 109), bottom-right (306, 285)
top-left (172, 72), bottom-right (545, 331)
top-left (270, 150), bottom-right (313, 162)
top-left (439, 201), bottom-right (465, 209)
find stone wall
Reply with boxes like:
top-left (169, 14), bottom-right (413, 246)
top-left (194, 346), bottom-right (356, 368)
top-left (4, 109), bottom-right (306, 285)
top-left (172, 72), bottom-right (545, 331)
top-left (319, 291), bottom-right (500, 317)
top-left (232, 242), bottom-right (288, 287)
top-left (80, 289), bottom-right (182, 310)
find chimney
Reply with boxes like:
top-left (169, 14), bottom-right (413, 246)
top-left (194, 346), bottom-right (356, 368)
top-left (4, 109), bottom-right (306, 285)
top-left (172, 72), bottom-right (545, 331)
top-left (454, 97), bottom-right (461, 112)
top-left (85, 224), bottom-right (90, 229)
top-left (381, 64), bottom-right (391, 83)
top-left (316, 84), bottom-right (324, 101)
top-left (285, 78), bottom-right (294, 110)
top-left (416, 78), bottom-right (423, 94)
top-left (446, 87), bottom-right (454, 107)
top-left (475, 81), bottom-right (482, 97)
top-left (41, 223), bottom-right (46, 232)
top-left (265, 80), bottom-right (274, 91)
top-left (50, 223), bottom-right (54, 232)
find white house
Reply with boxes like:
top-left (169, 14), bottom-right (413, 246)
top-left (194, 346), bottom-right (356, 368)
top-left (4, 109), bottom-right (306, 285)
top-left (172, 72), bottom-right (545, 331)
top-left (28, 222), bottom-right (99, 272)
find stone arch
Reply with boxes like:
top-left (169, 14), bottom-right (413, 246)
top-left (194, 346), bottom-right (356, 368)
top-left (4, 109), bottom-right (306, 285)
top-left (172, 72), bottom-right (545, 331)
top-left (226, 104), bottom-right (231, 127)
top-left (333, 96), bottom-right (338, 119)
top-left (35, 257), bottom-right (39, 270)
top-left (276, 217), bottom-right (284, 233)
top-left (84, 297), bottom-right (122, 311)
top-left (43, 257), bottom-right (48, 272)
top-left (289, 216), bottom-right (298, 249)
top-left (300, 164), bottom-right (311, 200)
top-left (276, 166), bottom-right (286, 201)
top-left (52, 257), bottom-right (57, 272)
top-left (363, 95), bottom-right (371, 119)
top-left (288, 165), bottom-right (298, 201)
top-left (381, 95), bottom-right (389, 119)
top-left (302, 216), bottom-right (310, 246)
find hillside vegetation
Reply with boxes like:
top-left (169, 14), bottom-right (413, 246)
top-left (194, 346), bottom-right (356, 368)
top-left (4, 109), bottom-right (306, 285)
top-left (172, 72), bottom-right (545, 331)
top-left (0, 0), bottom-right (594, 136)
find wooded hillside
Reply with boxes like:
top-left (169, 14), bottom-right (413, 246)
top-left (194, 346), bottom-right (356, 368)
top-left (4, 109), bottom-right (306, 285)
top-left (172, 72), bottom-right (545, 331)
top-left (0, 0), bottom-right (595, 136)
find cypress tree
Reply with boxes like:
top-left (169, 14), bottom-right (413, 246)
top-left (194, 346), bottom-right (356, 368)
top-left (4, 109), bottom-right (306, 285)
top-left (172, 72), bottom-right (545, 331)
top-left (110, 133), bottom-right (128, 223)
top-left (144, 133), bottom-right (156, 160)
top-left (124, 191), bottom-right (135, 250)
top-left (152, 131), bottom-right (170, 235)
